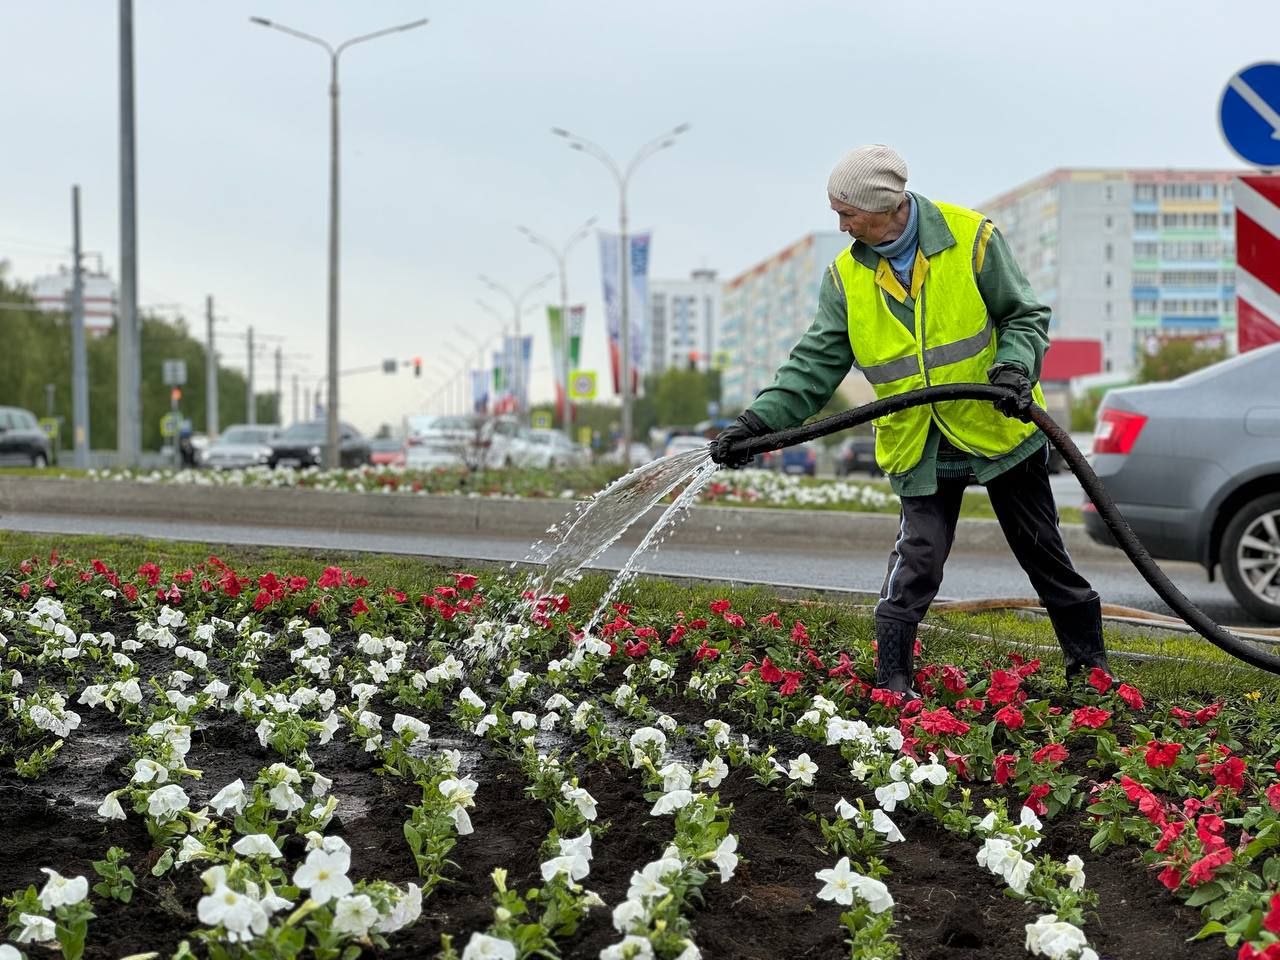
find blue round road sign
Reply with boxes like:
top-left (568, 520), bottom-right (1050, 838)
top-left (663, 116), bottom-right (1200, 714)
top-left (1219, 62), bottom-right (1280, 168)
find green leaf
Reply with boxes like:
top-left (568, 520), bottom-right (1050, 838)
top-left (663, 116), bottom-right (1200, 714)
top-left (1191, 920), bottom-right (1228, 940)
top-left (1185, 881), bottom-right (1226, 907)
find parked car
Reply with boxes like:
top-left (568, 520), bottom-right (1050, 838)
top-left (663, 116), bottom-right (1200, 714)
top-left (602, 442), bottom-right (654, 466)
top-left (761, 440), bottom-right (818, 476)
top-left (403, 415), bottom-right (527, 470)
top-left (199, 424), bottom-right (279, 470)
top-left (835, 434), bottom-right (882, 477)
top-left (1083, 343), bottom-right (1280, 622)
top-left (369, 437), bottom-right (407, 467)
top-left (267, 420), bottom-right (371, 469)
top-left (0, 406), bottom-right (52, 467)
top-left (664, 434), bottom-right (710, 458)
top-left (521, 429), bottom-right (589, 469)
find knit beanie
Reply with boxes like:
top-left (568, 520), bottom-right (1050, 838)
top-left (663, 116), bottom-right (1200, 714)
top-left (827, 145), bottom-right (908, 212)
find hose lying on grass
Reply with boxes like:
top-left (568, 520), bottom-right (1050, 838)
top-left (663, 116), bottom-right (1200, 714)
top-left (724, 383), bottom-right (1280, 675)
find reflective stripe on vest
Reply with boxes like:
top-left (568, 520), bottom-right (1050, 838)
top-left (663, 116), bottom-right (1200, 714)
top-left (833, 200), bottom-right (1043, 475)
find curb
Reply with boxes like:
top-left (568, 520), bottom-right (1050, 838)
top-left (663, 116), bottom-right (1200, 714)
top-left (0, 476), bottom-right (1116, 559)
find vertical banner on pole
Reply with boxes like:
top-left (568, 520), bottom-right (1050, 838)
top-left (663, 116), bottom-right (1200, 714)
top-left (547, 306), bottom-right (566, 396)
top-left (568, 305), bottom-right (585, 369)
top-left (520, 334), bottom-right (533, 414)
top-left (598, 232), bottom-right (622, 393)
top-left (471, 370), bottom-right (490, 414)
top-left (628, 233), bottom-right (651, 387)
top-left (1234, 176), bottom-right (1280, 352)
top-left (598, 232), bottom-right (651, 394)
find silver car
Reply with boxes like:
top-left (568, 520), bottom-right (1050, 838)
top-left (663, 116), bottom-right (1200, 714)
top-left (199, 424), bottom-right (279, 470)
top-left (1083, 343), bottom-right (1280, 622)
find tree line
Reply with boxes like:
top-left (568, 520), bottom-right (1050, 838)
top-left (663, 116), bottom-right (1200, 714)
top-left (1, 272), bottom-right (274, 452)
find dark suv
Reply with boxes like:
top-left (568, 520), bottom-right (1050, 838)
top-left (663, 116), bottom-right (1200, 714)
top-left (267, 420), bottom-right (371, 469)
top-left (0, 406), bottom-right (53, 467)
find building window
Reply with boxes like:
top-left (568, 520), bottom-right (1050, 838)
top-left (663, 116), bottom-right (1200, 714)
top-left (1105, 301), bottom-right (1113, 319)
top-left (1105, 214), bottom-right (1114, 229)
top-left (1105, 185), bottom-right (1114, 202)
top-left (1134, 213), bottom-right (1158, 231)
top-left (1135, 183), bottom-right (1157, 202)
top-left (1104, 242), bottom-right (1113, 262)
top-left (1104, 272), bottom-right (1113, 288)
top-left (1105, 330), bottom-right (1112, 345)
top-left (1133, 271), bottom-right (1157, 285)
top-left (1134, 242), bottom-right (1158, 260)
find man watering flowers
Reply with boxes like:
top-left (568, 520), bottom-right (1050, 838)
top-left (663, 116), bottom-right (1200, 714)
top-left (710, 145), bottom-right (1110, 698)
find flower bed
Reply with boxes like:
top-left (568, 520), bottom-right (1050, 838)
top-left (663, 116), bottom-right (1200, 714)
top-left (1, 542), bottom-right (1275, 958)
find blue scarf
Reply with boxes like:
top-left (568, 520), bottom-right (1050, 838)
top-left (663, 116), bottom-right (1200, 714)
top-left (871, 194), bottom-right (919, 291)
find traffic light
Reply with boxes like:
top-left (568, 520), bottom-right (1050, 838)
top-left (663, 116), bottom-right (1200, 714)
top-left (171, 387), bottom-right (182, 404)
top-left (414, 357), bottom-right (422, 377)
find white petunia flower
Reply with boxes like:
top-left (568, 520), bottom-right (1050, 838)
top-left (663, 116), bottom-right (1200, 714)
top-left (562, 784), bottom-right (598, 821)
top-left (696, 756), bottom-right (728, 789)
top-left (147, 784), bottom-right (190, 821)
top-left (601, 936), bottom-right (655, 960)
top-left (874, 780), bottom-right (911, 812)
top-left (787, 753), bottom-right (818, 786)
top-left (210, 779), bottom-right (248, 815)
top-left (1025, 914), bottom-right (1098, 960)
top-left (659, 762), bottom-right (692, 793)
top-left (1063, 854), bottom-right (1086, 892)
top-left (233, 834), bottom-right (283, 858)
top-left (391, 714), bottom-right (430, 741)
top-left (292, 848), bottom-right (353, 906)
top-left (711, 834), bottom-right (738, 883)
top-left (612, 898), bottom-right (649, 934)
top-left (197, 884), bottom-right (268, 943)
top-left (37, 869), bottom-right (89, 910)
top-left (651, 789), bottom-right (695, 815)
top-left (331, 893), bottom-right (379, 937)
top-left (461, 932), bottom-right (518, 960)
top-left (16, 913), bottom-right (56, 943)
top-left (97, 791), bottom-right (126, 820)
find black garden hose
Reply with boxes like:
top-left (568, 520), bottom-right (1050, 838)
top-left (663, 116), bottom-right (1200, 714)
top-left (724, 383), bottom-right (1280, 674)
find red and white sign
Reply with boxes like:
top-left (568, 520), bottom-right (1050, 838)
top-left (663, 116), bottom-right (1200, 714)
top-left (1234, 176), bottom-right (1280, 352)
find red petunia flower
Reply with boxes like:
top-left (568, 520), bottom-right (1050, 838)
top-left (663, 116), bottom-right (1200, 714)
top-left (941, 665), bottom-right (968, 693)
top-left (1157, 865), bottom-right (1182, 891)
top-left (453, 573), bottom-right (479, 591)
top-left (688, 618), bottom-right (708, 630)
top-left (994, 704), bottom-right (1025, 730)
top-left (709, 599), bottom-right (731, 615)
top-left (137, 562), bottom-right (162, 586)
top-left (1153, 820), bottom-right (1186, 854)
top-left (1195, 702), bottom-right (1223, 725)
top-left (666, 625), bottom-right (688, 647)
top-left (723, 613), bottom-right (746, 628)
top-left (1032, 742), bottom-right (1070, 766)
top-left (317, 566), bottom-right (344, 589)
top-left (253, 590), bottom-right (273, 611)
top-left (1187, 846), bottom-right (1233, 886)
top-left (1264, 893), bottom-right (1280, 934)
top-left (994, 752), bottom-right (1019, 785)
top-left (1117, 684), bottom-right (1144, 710)
top-left (1266, 783), bottom-right (1280, 812)
top-left (828, 652), bottom-right (857, 678)
top-left (1024, 783), bottom-right (1051, 816)
top-left (1088, 667), bottom-right (1114, 694)
top-left (986, 669), bottom-right (1022, 705)
top-left (791, 621), bottom-right (810, 644)
top-left (1212, 756), bottom-right (1246, 792)
top-left (351, 597), bottom-right (369, 616)
top-left (758, 657), bottom-right (783, 684)
top-left (916, 707), bottom-right (971, 737)
top-left (693, 640), bottom-right (719, 661)
top-left (955, 697), bottom-right (986, 713)
top-left (1071, 706), bottom-right (1112, 730)
top-left (1145, 740), bottom-right (1183, 769)
top-left (757, 611), bottom-right (783, 629)
top-left (779, 671), bottom-right (804, 696)
top-left (624, 639), bottom-right (650, 657)
top-left (870, 688), bottom-right (905, 709)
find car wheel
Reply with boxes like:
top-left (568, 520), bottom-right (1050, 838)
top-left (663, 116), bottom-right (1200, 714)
top-left (31, 452), bottom-right (48, 468)
top-left (1221, 492), bottom-right (1280, 623)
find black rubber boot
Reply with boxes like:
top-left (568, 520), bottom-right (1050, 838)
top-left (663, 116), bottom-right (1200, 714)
top-left (1045, 595), bottom-right (1112, 682)
top-left (874, 619), bottom-right (920, 699)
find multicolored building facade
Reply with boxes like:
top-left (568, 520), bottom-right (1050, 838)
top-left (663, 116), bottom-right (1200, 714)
top-left (979, 168), bottom-right (1243, 375)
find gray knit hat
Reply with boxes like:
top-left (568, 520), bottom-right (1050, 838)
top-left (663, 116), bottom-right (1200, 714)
top-left (827, 145), bottom-right (908, 212)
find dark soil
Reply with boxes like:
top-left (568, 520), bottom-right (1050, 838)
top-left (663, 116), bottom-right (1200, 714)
top-left (0, 639), bottom-right (1234, 960)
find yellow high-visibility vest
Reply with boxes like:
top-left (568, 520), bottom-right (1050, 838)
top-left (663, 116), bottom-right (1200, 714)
top-left (832, 201), bottom-right (1044, 476)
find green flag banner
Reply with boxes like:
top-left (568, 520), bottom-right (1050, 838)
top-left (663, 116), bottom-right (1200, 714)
top-left (568, 304), bottom-right (584, 369)
top-left (547, 306), bottom-right (566, 391)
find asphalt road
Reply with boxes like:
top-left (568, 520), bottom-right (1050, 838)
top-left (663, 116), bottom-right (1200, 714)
top-left (3, 509), bottom-right (1264, 629)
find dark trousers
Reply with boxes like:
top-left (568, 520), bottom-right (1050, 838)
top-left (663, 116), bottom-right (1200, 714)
top-left (876, 445), bottom-right (1096, 625)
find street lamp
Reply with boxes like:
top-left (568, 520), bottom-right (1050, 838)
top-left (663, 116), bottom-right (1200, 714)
top-left (517, 216), bottom-right (596, 446)
top-left (249, 14), bottom-right (428, 468)
top-left (477, 273), bottom-right (554, 418)
top-left (550, 123), bottom-right (690, 468)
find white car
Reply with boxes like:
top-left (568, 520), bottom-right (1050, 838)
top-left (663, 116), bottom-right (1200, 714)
top-left (199, 424), bottom-right (280, 470)
top-left (404, 414), bottom-right (528, 470)
top-left (520, 429), bottom-right (590, 469)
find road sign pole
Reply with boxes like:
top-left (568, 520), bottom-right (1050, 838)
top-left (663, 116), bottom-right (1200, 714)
top-left (70, 185), bottom-right (90, 468)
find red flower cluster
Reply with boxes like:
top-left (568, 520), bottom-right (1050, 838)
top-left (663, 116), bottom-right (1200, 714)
top-left (1032, 742), bottom-right (1069, 767)
top-left (1070, 706), bottom-right (1112, 730)
top-left (1144, 740), bottom-right (1182, 769)
top-left (914, 707), bottom-right (971, 737)
top-left (986, 669), bottom-right (1023, 705)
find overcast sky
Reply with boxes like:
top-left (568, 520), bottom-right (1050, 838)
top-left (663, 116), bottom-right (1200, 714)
top-left (4, 1), bottom-right (1274, 434)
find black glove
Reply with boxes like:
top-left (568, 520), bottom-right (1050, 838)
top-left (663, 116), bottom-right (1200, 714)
top-left (710, 411), bottom-right (770, 468)
top-left (988, 364), bottom-right (1034, 422)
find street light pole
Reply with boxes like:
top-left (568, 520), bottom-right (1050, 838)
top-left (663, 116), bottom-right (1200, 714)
top-left (249, 14), bottom-right (428, 468)
top-left (477, 273), bottom-right (553, 418)
top-left (517, 217), bottom-right (595, 446)
top-left (550, 124), bottom-right (690, 469)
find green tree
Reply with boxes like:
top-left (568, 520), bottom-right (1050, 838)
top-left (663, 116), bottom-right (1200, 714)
top-left (1137, 338), bottom-right (1228, 384)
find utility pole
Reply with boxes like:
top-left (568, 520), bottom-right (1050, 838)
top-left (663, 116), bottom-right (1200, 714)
top-left (246, 325), bottom-right (256, 425)
top-left (292, 373), bottom-right (299, 425)
top-left (70, 185), bottom-right (90, 468)
top-left (304, 387), bottom-right (312, 420)
top-left (274, 345), bottom-right (282, 424)
top-left (117, 0), bottom-right (141, 465)
top-left (205, 295), bottom-right (219, 440)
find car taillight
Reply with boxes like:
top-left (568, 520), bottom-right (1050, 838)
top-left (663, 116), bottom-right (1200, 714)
top-left (1093, 409), bottom-right (1148, 455)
